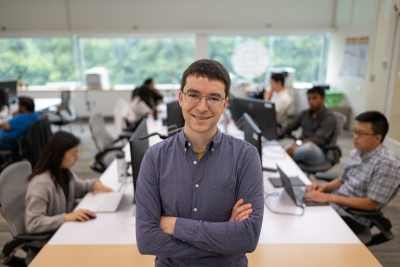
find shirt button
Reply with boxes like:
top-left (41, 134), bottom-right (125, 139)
top-left (194, 161), bottom-right (197, 164)
top-left (211, 148), bottom-right (214, 152)
top-left (194, 208), bottom-right (197, 212)
top-left (182, 240), bottom-right (185, 242)
top-left (208, 250), bottom-right (211, 252)
top-left (195, 184), bottom-right (199, 188)
top-left (184, 148), bottom-right (187, 151)
top-left (188, 143), bottom-right (191, 146)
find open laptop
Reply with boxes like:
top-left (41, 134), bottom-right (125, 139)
top-left (278, 166), bottom-right (328, 207)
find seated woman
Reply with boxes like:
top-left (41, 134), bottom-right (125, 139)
top-left (25, 131), bottom-right (113, 262)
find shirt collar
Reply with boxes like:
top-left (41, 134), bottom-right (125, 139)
top-left (309, 105), bottom-right (327, 116)
top-left (178, 127), bottom-right (223, 154)
top-left (358, 144), bottom-right (383, 159)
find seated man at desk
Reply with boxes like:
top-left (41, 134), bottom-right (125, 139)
top-left (279, 87), bottom-right (336, 166)
top-left (305, 111), bottom-right (400, 234)
top-left (0, 97), bottom-right (40, 166)
top-left (263, 73), bottom-right (292, 124)
top-left (132, 78), bottom-right (164, 109)
top-left (136, 59), bottom-right (264, 266)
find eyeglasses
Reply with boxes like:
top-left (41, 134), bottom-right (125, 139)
top-left (182, 92), bottom-right (225, 106)
top-left (351, 129), bottom-right (376, 138)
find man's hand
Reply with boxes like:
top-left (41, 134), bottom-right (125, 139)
top-left (159, 216), bottom-right (177, 235)
top-left (304, 191), bottom-right (332, 203)
top-left (306, 182), bottom-right (325, 192)
top-left (229, 198), bottom-right (253, 222)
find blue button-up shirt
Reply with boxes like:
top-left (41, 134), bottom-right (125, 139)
top-left (331, 145), bottom-right (400, 226)
top-left (136, 128), bottom-right (264, 267)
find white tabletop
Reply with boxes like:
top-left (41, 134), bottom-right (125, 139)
top-left (49, 116), bottom-right (360, 245)
top-left (34, 98), bottom-right (61, 111)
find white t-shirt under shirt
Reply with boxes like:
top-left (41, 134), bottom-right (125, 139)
top-left (270, 89), bottom-right (292, 124)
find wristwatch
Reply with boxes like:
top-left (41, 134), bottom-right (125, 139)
top-left (295, 140), bottom-right (303, 146)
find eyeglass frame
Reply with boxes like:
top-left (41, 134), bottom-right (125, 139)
top-left (351, 129), bottom-right (377, 138)
top-left (181, 91), bottom-right (226, 106)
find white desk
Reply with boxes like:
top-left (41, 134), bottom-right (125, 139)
top-left (30, 117), bottom-right (380, 266)
top-left (34, 98), bottom-right (61, 112)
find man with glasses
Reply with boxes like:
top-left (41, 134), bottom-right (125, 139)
top-left (135, 59), bottom-right (264, 266)
top-left (304, 111), bottom-right (400, 234)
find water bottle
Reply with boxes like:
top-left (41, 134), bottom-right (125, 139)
top-left (116, 151), bottom-right (127, 183)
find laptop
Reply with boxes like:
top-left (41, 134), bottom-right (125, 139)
top-left (278, 166), bottom-right (328, 207)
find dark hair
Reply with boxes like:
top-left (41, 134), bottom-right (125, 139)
top-left (355, 111), bottom-right (389, 143)
top-left (18, 96), bottom-right (35, 112)
top-left (143, 78), bottom-right (153, 86)
top-left (180, 59), bottom-right (231, 97)
top-left (270, 73), bottom-right (285, 87)
top-left (28, 131), bottom-right (80, 189)
top-left (307, 87), bottom-right (325, 97)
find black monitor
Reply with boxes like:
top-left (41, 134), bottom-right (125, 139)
top-left (129, 118), bottom-right (149, 203)
top-left (229, 97), bottom-right (278, 140)
top-left (166, 100), bottom-right (185, 133)
top-left (0, 79), bottom-right (18, 105)
top-left (228, 93), bottom-right (242, 122)
top-left (0, 88), bottom-right (10, 112)
top-left (243, 113), bottom-right (262, 165)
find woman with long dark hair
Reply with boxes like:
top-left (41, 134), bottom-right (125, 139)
top-left (25, 131), bottom-right (112, 234)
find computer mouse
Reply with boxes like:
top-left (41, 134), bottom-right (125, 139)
top-left (75, 214), bottom-right (96, 222)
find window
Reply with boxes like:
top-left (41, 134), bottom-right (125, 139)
top-left (209, 35), bottom-right (326, 83)
top-left (0, 38), bottom-right (76, 86)
top-left (80, 37), bottom-right (195, 86)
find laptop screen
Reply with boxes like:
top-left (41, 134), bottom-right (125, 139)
top-left (277, 166), bottom-right (297, 204)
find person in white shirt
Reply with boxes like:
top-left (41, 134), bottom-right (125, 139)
top-left (264, 73), bottom-right (292, 124)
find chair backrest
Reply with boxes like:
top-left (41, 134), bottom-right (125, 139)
top-left (89, 113), bottom-right (115, 151)
top-left (23, 116), bottom-right (52, 168)
top-left (0, 161), bottom-right (32, 237)
top-left (330, 111), bottom-right (347, 146)
top-left (60, 90), bottom-right (71, 108)
top-left (380, 184), bottom-right (400, 213)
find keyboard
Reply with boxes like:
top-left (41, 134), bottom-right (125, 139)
top-left (293, 186), bottom-right (306, 205)
top-left (82, 192), bottom-right (124, 212)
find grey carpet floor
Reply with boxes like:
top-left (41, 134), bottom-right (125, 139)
top-left (0, 122), bottom-right (399, 266)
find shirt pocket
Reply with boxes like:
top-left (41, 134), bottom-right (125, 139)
top-left (208, 181), bottom-right (236, 221)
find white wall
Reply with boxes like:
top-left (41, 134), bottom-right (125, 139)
top-left (326, 0), bottom-right (383, 127)
top-left (0, 0), bottom-right (335, 34)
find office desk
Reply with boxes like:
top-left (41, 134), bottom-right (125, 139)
top-left (34, 98), bottom-right (61, 111)
top-left (29, 117), bottom-right (381, 266)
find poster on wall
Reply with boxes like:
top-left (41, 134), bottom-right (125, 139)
top-left (339, 36), bottom-right (369, 80)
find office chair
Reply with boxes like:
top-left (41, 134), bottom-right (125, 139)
top-left (296, 111), bottom-right (346, 178)
top-left (0, 117), bottom-right (52, 171)
top-left (23, 116), bottom-right (52, 168)
top-left (89, 113), bottom-right (131, 173)
top-left (45, 90), bottom-right (78, 131)
top-left (0, 161), bottom-right (53, 267)
top-left (345, 185), bottom-right (400, 246)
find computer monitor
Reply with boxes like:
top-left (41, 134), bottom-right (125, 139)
top-left (228, 93), bottom-right (242, 122)
top-left (129, 118), bottom-right (149, 203)
top-left (166, 100), bottom-right (185, 133)
top-left (0, 79), bottom-right (18, 105)
top-left (0, 88), bottom-right (10, 112)
top-left (229, 97), bottom-right (278, 140)
top-left (243, 113), bottom-right (262, 165)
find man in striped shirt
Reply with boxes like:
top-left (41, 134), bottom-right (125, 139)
top-left (304, 111), bottom-right (400, 234)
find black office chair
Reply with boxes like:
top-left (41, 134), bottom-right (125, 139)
top-left (345, 185), bottom-right (400, 246)
top-left (0, 161), bottom-right (53, 267)
top-left (0, 117), bottom-right (52, 170)
top-left (89, 113), bottom-right (132, 173)
top-left (296, 111), bottom-right (346, 179)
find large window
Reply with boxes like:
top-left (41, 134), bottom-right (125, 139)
top-left (210, 35), bottom-right (326, 83)
top-left (0, 38), bottom-right (76, 86)
top-left (80, 37), bottom-right (195, 86)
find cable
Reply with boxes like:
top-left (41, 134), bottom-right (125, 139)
top-left (264, 191), bottom-right (305, 216)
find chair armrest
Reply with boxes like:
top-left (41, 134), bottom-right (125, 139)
top-left (345, 208), bottom-right (382, 217)
top-left (15, 232), bottom-right (54, 241)
top-left (315, 172), bottom-right (338, 181)
top-left (94, 145), bottom-right (124, 162)
top-left (117, 131), bottom-right (134, 140)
